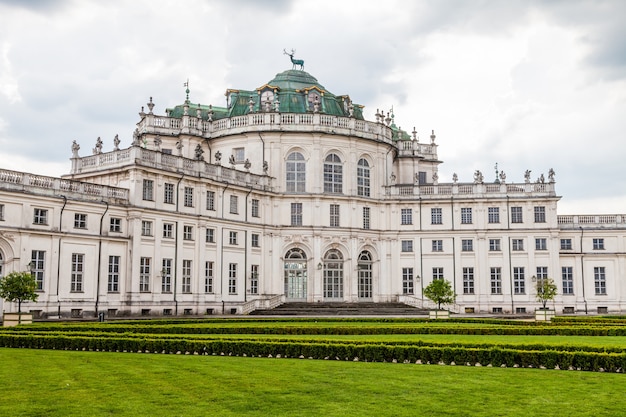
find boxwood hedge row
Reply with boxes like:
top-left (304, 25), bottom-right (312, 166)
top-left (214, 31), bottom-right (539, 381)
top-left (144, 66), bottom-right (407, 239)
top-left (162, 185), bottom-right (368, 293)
top-left (0, 333), bottom-right (623, 373)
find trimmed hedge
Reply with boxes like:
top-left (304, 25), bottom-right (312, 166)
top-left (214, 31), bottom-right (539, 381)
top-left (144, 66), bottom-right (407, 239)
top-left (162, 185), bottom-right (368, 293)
top-left (0, 333), bottom-right (624, 373)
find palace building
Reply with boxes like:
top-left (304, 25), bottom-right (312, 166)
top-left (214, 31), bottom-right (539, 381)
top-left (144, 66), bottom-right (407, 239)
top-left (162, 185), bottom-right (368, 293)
top-left (0, 65), bottom-right (624, 318)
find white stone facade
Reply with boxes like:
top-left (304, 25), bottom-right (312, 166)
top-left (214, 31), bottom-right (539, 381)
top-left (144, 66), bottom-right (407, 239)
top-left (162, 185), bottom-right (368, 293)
top-left (0, 69), bottom-right (624, 318)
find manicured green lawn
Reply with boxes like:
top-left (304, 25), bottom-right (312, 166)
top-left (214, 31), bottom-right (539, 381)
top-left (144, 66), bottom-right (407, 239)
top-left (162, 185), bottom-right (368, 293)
top-left (1, 348), bottom-right (623, 417)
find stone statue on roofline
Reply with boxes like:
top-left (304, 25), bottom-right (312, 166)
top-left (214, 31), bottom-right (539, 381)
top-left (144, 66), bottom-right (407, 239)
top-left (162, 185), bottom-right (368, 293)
top-left (524, 169), bottom-right (531, 183)
top-left (113, 134), bottom-right (120, 151)
top-left (548, 168), bottom-right (555, 183)
top-left (93, 137), bottom-right (103, 155)
top-left (473, 170), bottom-right (483, 184)
top-left (71, 140), bottom-right (80, 158)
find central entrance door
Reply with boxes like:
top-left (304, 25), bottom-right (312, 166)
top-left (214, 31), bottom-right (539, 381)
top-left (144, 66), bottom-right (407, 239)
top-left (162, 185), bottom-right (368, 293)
top-left (284, 248), bottom-right (307, 301)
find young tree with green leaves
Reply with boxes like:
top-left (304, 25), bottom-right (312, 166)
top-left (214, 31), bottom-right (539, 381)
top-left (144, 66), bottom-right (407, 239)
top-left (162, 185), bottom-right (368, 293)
top-left (423, 279), bottom-right (456, 310)
top-left (535, 277), bottom-right (558, 310)
top-left (0, 271), bottom-right (39, 317)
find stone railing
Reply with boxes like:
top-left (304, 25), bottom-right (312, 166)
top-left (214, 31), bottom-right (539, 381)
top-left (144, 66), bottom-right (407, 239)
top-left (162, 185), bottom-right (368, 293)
top-left (558, 214), bottom-right (626, 229)
top-left (137, 112), bottom-right (395, 144)
top-left (0, 169), bottom-right (129, 201)
top-left (241, 294), bottom-right (285, 314)
top-left (71, 147), bottom-right (272, 192)
top-left (396, 140), bottom-right (438, 160)
top-left (386, 181), bottom-right (556, 200)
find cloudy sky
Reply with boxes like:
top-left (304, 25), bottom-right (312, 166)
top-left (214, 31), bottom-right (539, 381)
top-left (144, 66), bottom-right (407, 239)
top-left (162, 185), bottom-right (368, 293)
top-left (0, 0), bottom-right (624, 214)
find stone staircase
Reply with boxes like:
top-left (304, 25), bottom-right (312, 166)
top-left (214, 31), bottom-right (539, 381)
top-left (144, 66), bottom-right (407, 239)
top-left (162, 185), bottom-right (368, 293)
top-left (249, 301), bottom-right (428, 316)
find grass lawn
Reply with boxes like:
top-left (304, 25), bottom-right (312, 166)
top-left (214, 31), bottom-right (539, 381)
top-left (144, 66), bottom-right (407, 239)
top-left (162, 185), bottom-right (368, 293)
top-left (1, 348), bottom-right (623, 417)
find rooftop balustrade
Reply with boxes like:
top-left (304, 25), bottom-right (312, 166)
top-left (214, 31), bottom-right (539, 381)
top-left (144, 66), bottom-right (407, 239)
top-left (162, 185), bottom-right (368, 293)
top-left (0, 169), bottom-right (129, 202)
top-left (137, 112), bottom-right (398, 145)
top-left (71, 147), bottom-right (272, 192)
top-left (385, 181), bottom-right (557, 200)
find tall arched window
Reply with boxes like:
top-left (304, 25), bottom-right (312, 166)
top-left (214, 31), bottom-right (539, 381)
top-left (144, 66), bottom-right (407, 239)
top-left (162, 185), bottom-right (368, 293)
top-left (357, 158), bottom-right (370, 197)
top-left (284, 248), bottom-right (307, 300)
top-left (323, 154), bottom-right (342, 194)
top-left (323, 249), bottom-right (343, 300)
top-left (286, 152), bottom-right (306, 193)
top-left (357, 251), bottom-right (372, 299)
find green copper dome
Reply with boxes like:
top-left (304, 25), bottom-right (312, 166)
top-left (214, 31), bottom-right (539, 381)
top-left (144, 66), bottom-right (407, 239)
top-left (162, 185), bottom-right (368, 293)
top-left (166, 68), bottom-right (364, 120)
top-left (266, 70), bottom-right (326, 91)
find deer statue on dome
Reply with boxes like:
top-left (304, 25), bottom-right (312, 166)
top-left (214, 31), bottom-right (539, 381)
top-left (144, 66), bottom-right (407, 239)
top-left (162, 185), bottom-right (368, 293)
top-left (283, 49), bottom-right (304, 70)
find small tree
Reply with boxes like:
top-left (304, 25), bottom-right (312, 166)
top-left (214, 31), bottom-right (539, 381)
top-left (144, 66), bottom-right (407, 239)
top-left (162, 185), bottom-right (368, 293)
top-left (535, 277), bottom-right (557, 310)
top-left (0, 271), bottom-right (39, 318)
top-left (423, 279), bottom-right (456, 310)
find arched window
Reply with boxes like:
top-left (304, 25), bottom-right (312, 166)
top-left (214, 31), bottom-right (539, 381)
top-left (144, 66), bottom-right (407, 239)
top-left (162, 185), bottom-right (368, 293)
top-left (357, 158), bottom-right (370, 197)
top-left (284, 248), bottom-right (307, 300)
top-left (286, 152), bottom-right (306, 193)
top-left (0, 251), bottom-right (3, 278)
top-left (323, 249), bottom-right (343, 299)
top-left (357, 251), bottom-right (373, 299)
top-left (323, 154), bottom-right (342, 194)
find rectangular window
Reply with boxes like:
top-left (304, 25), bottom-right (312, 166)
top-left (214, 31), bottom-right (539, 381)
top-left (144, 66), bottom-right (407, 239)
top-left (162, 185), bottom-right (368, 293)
top-left (432, 240), bottom-right (443, 252)
top-left (233, 147), bottom-right (245, 162)
top-left (431, 208), bottom-right (442, 225)
top-left (229, 231), bottom-right (238, 245)
top-left (33, 208), bottom-right (48, 225)
top-left (560, 239), bottom-right (572, 250)
top-left (164, 183), bottom-right (174, 204)
top-left (562, 266), bottom-right (574, 295)
top-left (461, 239), bottom-right (473, 252)
top-left (108, 255), bottom-right (120, 293)
top-left (490, 267), bottom-right (502, 294)
top-left (511, 207), bottom-right (523, 223)
top-left (71, 253), bottom-right (84, 292)
top-left (184, 187), bottom-right (193, 207)
top-left (594, 267), bottom-right (606, 295)
top-left (182, 260), bottom-right (192, 293)
top-left (162, 259), bottom-right (172, 293)
top-left (461, 207), bottom-right (472, 224)
top-left (205, 261), bottom-right (214, 293)
top-left (183, 225), bottom-right (193, 241)
top-left (489, 239), bottom-right (501, 251)
top-left (402, 267), bottom-right (414, 294)
top-left (463, 267), bottom-right (474, 294)
top-left (418, 172), bottom-right (427, 185)
top-left (228, 263), bottom-right (237, 294)
top-left (401, 208), bottom-right (412, 225)
top-left (291, 203), bottom-right (302, 226)
top-left (141, 220), bottom-right (153, 237)
top-left (513, 266), bottom-right (525, 294)
top-left (206, 191), bottom-right (215, 211)
top-left (206, 228), bottom-right (215, 243)
top-left (251, 233), bottom-right (260, 247)
top-left (31, 250), bottom-right (45, 291)
top-left (363, 207), bottom-right (370, 230)
top-left (250, 264), bottom-right (259, 295)
top-left (512, 239), bottom-right (524, 251)
top-left (536, 266), bottom-right (548, 280)
top-left (535, 238), bottom-right (547, 251)
top-left (432, 267), bottom-right (444, 280)
top-left (251, 199), bottom-right (260, 218)
top-left (488, 207), bottom-right (500, 224)
top-left (0, 204), bottom-right (4, 221)
top-left (74, 213), bottom-right (87, 229)
top-left (110, 217), bottom-right (122, 233)
top-left (143, 179), bottom-right (154, 201)
top-left (229, 195), bottom-right (238, 214)
top-left (592, 238), bottom-right (604, 250)
top-left (163, 223), bottom-right (173, 238)
top-left (534, 206), bottom-right (546, 223)
top-left (401, 240), bottom-right (413, 252)
top-left (330, 204), bottom-right (340, 227)
top-left (140, 257), bottom-right (151, 292)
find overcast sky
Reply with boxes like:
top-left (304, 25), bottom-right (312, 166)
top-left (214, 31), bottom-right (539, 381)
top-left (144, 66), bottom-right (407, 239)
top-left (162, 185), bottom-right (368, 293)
top-left (0, 0), bottom-right (625, 214)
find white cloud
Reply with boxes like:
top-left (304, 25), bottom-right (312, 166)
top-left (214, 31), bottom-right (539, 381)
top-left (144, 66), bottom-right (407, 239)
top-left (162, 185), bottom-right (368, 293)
top-left (0, 0), bottom-right (624, 213)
